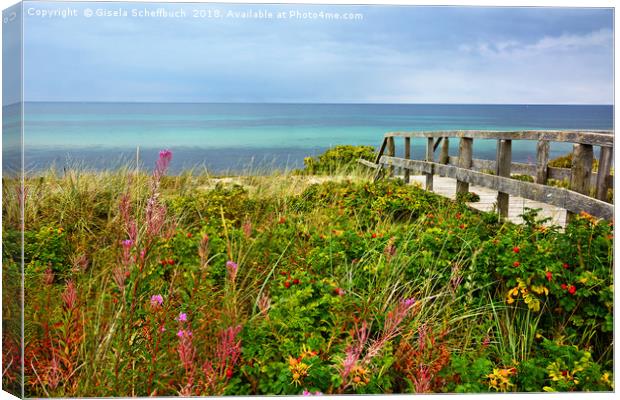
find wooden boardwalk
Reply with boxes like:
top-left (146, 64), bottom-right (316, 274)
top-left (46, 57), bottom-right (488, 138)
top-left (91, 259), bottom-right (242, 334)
top-left (406, 174), bottom-right (568, 226)
top-left (365, 130), bottom-right (613, 226)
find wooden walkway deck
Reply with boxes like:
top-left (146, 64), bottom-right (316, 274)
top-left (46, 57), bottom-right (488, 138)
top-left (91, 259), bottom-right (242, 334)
top-left (406, 174), bottom-right (568, 226)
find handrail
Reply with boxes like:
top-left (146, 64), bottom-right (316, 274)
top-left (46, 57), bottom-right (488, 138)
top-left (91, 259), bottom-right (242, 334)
top-left (361, 130), bottom-right (614, 222)
top-left (385, 130), bottom-right (613, 147)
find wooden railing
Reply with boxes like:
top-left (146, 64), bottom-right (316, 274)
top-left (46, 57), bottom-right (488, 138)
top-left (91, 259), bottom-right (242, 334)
top-left (360, 130), bottom-right (614, 221)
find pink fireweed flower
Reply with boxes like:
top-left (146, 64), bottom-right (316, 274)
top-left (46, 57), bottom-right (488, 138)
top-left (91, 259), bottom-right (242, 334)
top-left (62, 280), bottom-right (78, 310)
top-left (177, 329), bottom-right (192, 338)
top-left (302, 390), bottom-right (323, 396)
top-left (178, 312), bottom-right (188, 322)
top-left (43, 267), bottom-right (54, 285)
top-left (150, 294), bottom-right (164, 308)
top-left (145, 197), bottom-right (167, 238)
top-left (242, 219), bottom-right (252, 238)
top-left (176, 328), bottom-right (195, 372)
top-left (341, 321), bottom-right (368, 380)
top-left (258, 293), bottom-right (271, 316)
top-left (120, 239), bottom-right (134, 266)
top-left (198, 234), bottom-right (210, 260)
top-left (402, 297), bottom-right (416, 308)
top-left (382, 297), bottom-right (416, 335)
top-left (154, 149), bottom-right (173, 180)
top-left (411, 364), bottom-right (432, 393)
top-left (112, 266), bottom-right (129, 289)
top-left (226, 260), bottom-right (238, 281)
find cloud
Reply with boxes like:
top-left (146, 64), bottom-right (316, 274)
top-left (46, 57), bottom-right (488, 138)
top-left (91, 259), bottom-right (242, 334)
top-left (460, 28), bottom-right (612, 58)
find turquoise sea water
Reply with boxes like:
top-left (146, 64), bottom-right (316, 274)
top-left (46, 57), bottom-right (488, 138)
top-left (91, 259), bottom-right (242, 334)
top-left (3, 102), bottom-right (614, 173)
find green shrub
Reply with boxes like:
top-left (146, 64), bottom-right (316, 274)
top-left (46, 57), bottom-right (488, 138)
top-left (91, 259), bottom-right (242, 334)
top-left (303, 145), bottom-right (376, 175)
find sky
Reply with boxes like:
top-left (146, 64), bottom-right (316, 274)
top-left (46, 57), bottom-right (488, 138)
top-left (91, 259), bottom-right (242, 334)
top-left (13, 1), bottom-right (615, 104)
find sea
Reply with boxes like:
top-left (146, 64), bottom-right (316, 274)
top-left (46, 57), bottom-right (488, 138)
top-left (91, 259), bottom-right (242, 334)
top-left (2, 102), bottom-right (614, 175)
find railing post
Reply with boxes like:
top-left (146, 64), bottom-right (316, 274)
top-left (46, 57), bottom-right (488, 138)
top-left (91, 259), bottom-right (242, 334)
top-left (536, 140), bottom-right (550, 185)
top-left (372, 137), bottom-right (388, 182)
top-left (595, 146), bottom-right (613, 202)
top-left (439, 137), bottom-right (449, 164)
top-left (404, 137), bottom-right (411, 183)
top-left (567, 143), bottom-right (594, 221)
top-left (456, 137), bottom-right (473, 195)
top-left (425, 137), bottom-right (434, 190)
top-left (386, 136), bottom-right (395, 177)
top-left (497, 139), bottom-right (512, 219)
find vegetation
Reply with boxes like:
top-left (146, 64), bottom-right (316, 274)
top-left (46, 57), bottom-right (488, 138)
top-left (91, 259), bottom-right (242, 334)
top-left (301, 145), bottom-right (375, 175)
top-left (2, 146), bottom-right (613, 396)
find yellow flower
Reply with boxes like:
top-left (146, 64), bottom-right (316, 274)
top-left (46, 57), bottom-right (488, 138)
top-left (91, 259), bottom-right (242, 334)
top-left (487, 368), bottom-right (516, 392)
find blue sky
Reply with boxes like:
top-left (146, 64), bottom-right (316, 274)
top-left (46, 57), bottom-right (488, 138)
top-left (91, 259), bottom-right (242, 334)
top-left (19, 1), bottom-right (614, 104)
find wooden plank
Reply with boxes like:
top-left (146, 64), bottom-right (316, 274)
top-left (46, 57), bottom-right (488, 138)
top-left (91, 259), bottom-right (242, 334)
top-left (374, 137), bottom-right (387, 164)
top-left (497, 140), bottom-right (512, 218)
top-left (444, 156), bottom-right (587, 182)
top-left (404, 137), bottom-right (411, 184)
top-left (568, 144), bottom-right (594, 221)
top-left (372, 138), bottom-right (387, 182)
top-left (378, 155), bottom-right (613, 220)
top-left (387, 136), bottom-right (395, 177)
top-left (433, 137), bottom-right (443, 152)
top-left (384, 130), bottom-right (613, 147)
top-left (456, 137), bottom-right (473, 195)
top-left (439, 137), bottom-right (449, 165)
top-left (358, 159), bottom-right (378, 169)
top-left (536, 140), bottom-right (550, 185)
top-left (595, 146), bottom-right (613, 201)
top-left (425, 137), bottom-right (434, 190)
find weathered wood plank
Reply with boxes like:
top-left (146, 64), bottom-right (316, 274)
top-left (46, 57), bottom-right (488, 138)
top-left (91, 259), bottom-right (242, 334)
top-left (568, 144), bottom-right (594, 221)
top-left (595, 146), bottom-right (613, 202)
top-left (374, 137), bottom-right (387, 164)
top-left (433, 137), bottom-right (443, 152)
top-left (425, 137), bottom-right (434, 191)
top-left (385, 130), bottom-right (613, 147)
top-left (358, 159), bottom-right (378, 169)
top-left (373, 137), bottom-right (387, 182)
top-left (439, 137), bottom-right (449, 165)
top-left (497, 140), bottom-right (512, 218)
top-left (404, 137), bottom-right (411, 184)
top-left (386, 136), bottom-right (395, 178)
top-left (536, 140), bottom-right (550, 185)
top-left (444, 156), bottom-right (593, 183)
top-left (378, 155), bottom-right (613, 220)
top-left (456, 138), bottom-right (473, 195)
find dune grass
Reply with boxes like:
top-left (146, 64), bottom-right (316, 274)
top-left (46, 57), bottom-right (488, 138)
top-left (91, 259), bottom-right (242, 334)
top-left (1, 148), bottom-right (614, 396)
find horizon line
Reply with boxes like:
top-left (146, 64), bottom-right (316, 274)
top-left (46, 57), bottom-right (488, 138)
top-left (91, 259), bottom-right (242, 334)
top-left (5, 101), bottom-right (615, 106)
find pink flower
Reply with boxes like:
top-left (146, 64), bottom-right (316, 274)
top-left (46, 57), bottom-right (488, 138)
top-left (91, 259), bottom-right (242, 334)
top-left (178, 312), bottom-right (188, 322)
top-left (402, 297), bottom-right (416, 308)
top-left (62, 280), bottom-right (78, 310)
top-left (155, 149), bottom-right (173, 178)
top-left (177, 329), bottom-right (192, 338)
top-left (150, 294), bottom-right (163, 308)
top-left (226, 261), bottom-right (238, 273)
top-left (226, 260), bottom-right (238, 281)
